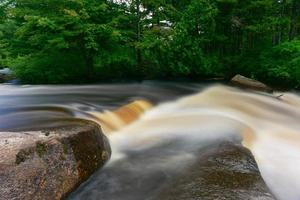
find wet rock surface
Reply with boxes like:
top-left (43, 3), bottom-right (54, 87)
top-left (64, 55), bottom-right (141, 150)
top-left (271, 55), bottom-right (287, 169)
top-left (69, 138), bottom-right (274, 200)
top-left (156, 142), bottom-right (275, 200)
top-left (230, 74), bottom-right (273, 93)
top-left (0, 121), bottom-right (110, 200)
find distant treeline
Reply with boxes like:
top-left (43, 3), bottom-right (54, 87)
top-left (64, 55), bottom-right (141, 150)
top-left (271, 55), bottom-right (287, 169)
top-left (0, 0), bottom-right (300, 87)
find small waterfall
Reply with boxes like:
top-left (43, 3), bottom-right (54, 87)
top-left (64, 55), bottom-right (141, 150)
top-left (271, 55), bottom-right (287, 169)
top-left (88, 100), bottom-right (153, 133)
top-left (89, 85), bottom-right (300, 200)
top-left (0, 82), bottom-right (298, 200)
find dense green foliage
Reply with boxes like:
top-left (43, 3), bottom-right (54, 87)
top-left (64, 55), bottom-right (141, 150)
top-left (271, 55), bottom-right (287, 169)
top-left (1, 0), bottom-right (300, 87)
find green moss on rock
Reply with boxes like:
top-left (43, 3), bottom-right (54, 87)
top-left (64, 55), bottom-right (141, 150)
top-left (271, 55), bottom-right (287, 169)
top-left (67, 124), bottom-right (111, 181)
top-left (15, 148), bottom-right (34, 165)
top-left (61, 141), bottom-right (70, 155)
top-left (36, 142), bottom-right (47, 157)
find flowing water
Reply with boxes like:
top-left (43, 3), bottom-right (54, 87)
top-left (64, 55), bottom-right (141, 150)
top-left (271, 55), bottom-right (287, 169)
top-left (0, 81), bottom-right (299, 200)
top-left (0, 82), bottom-right (201, 131)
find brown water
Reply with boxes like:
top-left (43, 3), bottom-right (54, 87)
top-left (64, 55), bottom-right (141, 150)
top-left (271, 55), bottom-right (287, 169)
top-left (0, 82), bottom-right (201, 131)
top-left (0, 82), bottom-right (299, 200)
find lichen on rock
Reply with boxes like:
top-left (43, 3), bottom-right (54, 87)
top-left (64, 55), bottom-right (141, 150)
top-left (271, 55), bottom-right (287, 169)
top-left (0, 120), bottom-right (111, 200)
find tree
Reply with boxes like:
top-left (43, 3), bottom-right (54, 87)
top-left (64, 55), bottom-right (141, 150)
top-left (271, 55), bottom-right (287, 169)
top-left (0, 0), bottom-right (15, 67)
top-left (1, 0), bottom-right (300, 87)
top-left (260, 39), bottom-right (300, 88)
top-left (165, 0), bottom-right (219, 78)
top-left (8, 0), bottom-right (120, 82)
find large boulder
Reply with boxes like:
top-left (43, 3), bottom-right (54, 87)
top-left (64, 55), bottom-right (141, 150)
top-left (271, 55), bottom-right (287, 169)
top-left (69, 140), bottom-right (275, 200)
top-left (0, 121), bottom-right (110, 200)
top-left (156, 142), bottom-right (275, 200)
top-left (230, 74), bottom-right (273, 93)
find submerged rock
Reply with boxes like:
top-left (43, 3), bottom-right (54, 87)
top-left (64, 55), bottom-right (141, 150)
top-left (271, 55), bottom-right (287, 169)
top-left (156, 142), bottom-right (275, 200)
top-left (230, 74), bottom-right (273, 93)
top-left (0, 121), bottom-right (110, 200)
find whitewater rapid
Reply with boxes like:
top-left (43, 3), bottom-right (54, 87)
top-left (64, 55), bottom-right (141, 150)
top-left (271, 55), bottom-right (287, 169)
top-left (0, 82), bottom-right (298, 199)
top-left (95, 85), bottom-right (300, 200)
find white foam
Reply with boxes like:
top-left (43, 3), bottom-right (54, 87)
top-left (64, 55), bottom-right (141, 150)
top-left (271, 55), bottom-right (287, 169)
top-left (106, 85), bottom-right (300, 200)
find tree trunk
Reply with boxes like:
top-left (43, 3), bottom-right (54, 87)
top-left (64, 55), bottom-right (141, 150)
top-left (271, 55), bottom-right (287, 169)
top-left (289, 1), bottom-right (297, 40)
top-left (84, 53), bottom-right (94, 80)
top-left (135, 0), bottom-right (144, 76)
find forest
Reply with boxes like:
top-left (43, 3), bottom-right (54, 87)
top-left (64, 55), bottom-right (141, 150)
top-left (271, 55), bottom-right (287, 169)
top-left (0, 0), bottom-right (300, 87)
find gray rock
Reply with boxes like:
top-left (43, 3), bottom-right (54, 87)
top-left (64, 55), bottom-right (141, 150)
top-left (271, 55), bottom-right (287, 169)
top-left (0, 68), bottom-right (12, 75)
top-left (0, 121), bottom-right (110, 200)
top-left (156, 142), bottom-right (275, 200)
top-left (0, 68), bottom-right (15, 83)
top-left (230, 75), bottom-right (273, 93)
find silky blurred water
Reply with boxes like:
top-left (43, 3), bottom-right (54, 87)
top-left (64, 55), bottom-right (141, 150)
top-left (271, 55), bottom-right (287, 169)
top-left (0, 82), bottom-right (299, 200)
top-left (70, 85), bottom-right (300, 200)
top-left (0, 81), bottom-right (203, 131)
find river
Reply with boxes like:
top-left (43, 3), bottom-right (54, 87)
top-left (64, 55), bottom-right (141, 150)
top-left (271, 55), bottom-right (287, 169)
top-left (0, 81), bottom-right (299, 200)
